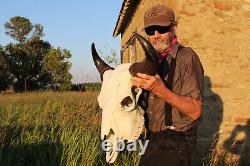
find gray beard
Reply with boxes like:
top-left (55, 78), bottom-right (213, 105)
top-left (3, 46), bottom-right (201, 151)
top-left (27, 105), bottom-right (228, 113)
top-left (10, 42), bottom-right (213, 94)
top-left (153, 41), bottom-right (170, 53)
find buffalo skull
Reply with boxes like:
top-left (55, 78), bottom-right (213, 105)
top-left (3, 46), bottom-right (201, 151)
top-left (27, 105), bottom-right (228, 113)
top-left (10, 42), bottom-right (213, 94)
top-left (91, 32), bottom-right (159, 163)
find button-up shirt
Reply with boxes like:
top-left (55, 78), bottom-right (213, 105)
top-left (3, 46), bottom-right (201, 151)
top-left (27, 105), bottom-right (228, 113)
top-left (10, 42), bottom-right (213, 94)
top-left (146, 43), bottom-right (204, 132)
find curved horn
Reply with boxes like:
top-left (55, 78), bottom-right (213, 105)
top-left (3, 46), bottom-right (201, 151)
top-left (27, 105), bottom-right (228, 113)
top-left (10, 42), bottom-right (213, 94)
top-left (91, 43), bottom-right (113, 80)
top-left (133, 32), bottom-right (158, 65)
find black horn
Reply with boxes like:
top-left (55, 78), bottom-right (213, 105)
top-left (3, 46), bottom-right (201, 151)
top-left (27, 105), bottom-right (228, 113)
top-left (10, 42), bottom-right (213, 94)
top-left (133, 32), bottom-right (159, 65)
top-left (91, 43), bottom-right (113, 80)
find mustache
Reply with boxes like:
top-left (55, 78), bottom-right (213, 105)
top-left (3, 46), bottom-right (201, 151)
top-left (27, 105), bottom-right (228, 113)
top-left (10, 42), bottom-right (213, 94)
top-left (153, 39), bottom-right (171, 46)
top-left (153, 40), bottom-right (169, 47)
top-left (154, 39), bottom-right (165, 43)
top-left (151, 39), bottom-right (170, 53)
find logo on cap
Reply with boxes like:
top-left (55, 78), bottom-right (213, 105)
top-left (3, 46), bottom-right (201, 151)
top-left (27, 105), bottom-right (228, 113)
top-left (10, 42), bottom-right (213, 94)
top-left (147, 12), bottom-right (163, 18)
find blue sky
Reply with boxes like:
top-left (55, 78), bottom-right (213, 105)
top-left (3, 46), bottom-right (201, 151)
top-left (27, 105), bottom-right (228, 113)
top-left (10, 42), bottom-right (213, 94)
top-left (0, 0), bottom-right (123, 83)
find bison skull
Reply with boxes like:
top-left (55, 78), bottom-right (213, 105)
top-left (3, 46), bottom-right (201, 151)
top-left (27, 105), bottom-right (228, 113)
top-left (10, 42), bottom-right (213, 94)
top-left (91, 32), bottom-right (159, 163)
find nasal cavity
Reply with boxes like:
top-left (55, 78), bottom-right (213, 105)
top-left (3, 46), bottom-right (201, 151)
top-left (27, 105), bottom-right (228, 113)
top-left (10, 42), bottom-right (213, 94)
top-left (121, 96), bottom-right (133, 107)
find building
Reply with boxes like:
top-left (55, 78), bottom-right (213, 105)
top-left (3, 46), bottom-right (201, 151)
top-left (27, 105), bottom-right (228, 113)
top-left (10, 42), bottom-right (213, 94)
top-left (113, 0), bottom-right (250, 164)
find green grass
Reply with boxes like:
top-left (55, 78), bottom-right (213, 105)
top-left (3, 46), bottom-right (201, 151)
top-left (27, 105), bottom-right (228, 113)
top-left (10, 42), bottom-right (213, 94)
top-left (0, 91), bottom-right (140, 166)
top-left (0, 91), bottom-right (237, 166)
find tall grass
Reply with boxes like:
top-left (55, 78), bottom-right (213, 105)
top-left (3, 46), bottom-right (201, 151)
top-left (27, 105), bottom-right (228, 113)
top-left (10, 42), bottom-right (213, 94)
top-left (0, 91), bottom-right (141, 166)
top-left (1, 91), bottom-right (232, 166)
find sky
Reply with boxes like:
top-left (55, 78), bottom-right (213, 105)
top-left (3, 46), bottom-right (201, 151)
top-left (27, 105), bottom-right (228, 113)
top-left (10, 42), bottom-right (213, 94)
top-left (0, 0), bottom-right (123, 83)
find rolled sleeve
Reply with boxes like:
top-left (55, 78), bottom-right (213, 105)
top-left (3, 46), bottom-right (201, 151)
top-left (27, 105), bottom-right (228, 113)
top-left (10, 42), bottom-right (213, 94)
top-left (180, 48), bottom-right (204, 101)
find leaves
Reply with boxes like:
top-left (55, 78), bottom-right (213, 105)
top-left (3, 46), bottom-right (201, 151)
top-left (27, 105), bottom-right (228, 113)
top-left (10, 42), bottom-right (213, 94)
top-left (1, 16), bottom-right (72, 91)
top-left (43, 48), bottom-right (72, 91)
top-left (0, 45), bottom-right (13, 90)
top-left (4, 16), bottom-right (32, 44)
top-left (4, 16), bottom-right (45, 44)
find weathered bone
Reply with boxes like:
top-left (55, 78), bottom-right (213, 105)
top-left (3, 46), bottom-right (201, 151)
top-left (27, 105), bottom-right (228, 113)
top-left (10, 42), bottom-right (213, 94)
top-left (98, 64), bottom-right (144, 163)
top-left (91, 33), bottom-right (159, 163)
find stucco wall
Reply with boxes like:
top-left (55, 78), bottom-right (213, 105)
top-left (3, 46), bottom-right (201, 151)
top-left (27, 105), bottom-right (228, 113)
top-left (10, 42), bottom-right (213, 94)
top-left (120, 0), bottom-right (250, 164)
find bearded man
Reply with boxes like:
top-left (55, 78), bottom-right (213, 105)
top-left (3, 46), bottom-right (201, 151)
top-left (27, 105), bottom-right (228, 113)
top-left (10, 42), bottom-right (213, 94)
top-left (131, 4), bottom-right (204, 166)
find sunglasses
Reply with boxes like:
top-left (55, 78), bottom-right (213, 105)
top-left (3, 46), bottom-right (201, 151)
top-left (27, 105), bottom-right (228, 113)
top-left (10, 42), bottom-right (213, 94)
top-left (145, 26), bottom-right (171, 36)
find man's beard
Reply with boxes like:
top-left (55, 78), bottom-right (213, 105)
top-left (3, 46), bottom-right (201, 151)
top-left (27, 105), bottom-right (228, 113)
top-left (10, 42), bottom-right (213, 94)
top-left (152, 39), bottom-right (170, 53)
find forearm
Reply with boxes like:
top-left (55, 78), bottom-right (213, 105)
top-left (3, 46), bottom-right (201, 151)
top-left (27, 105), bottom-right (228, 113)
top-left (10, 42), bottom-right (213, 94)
top-left (130, 73), bottom-right (202, 120)
top-left (156, 87), bottom-right (201, 120)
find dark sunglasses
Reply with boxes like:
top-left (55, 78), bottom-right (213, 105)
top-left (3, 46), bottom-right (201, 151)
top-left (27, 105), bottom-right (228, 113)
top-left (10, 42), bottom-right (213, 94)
top-left (145, 26), bottom-right (171, 36)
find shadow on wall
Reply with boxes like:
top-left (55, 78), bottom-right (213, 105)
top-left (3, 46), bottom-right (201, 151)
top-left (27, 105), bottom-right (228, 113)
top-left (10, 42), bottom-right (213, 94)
top-left (195, 75), bottom-right (224, 165)
top-left (223, 120), bottom-right (250, 166)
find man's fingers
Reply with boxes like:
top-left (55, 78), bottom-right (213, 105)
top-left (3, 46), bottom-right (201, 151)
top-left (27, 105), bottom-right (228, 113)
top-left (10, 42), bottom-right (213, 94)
top-left (131, 76), bottom-right (141, 82)
top-left (131, 77), bottom-right (143, 87)
top-left (137, 73), bottom-right (153, 80)
top-left (155, 74), bottom-right (161, 79)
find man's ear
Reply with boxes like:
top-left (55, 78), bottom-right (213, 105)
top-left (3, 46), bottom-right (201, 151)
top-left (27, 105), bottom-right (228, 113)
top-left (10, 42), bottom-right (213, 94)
top-left (171, 25), bottom-right (177, 33)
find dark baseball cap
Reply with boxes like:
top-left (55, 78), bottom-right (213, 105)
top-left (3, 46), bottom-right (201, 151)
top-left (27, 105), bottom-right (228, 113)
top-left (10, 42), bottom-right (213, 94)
top-left (144, 4), bottom-right (176, 29)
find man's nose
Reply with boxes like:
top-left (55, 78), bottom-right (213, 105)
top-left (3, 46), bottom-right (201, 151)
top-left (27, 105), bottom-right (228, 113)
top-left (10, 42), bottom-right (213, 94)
top-left (153, 31), bottom-right (161, 38)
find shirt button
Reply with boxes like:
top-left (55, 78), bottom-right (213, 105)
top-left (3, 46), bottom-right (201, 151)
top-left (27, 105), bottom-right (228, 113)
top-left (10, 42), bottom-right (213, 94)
top-left (150, 96), bottom-right (154, 99)
top-left (149, 111), bottom-right (152, 114)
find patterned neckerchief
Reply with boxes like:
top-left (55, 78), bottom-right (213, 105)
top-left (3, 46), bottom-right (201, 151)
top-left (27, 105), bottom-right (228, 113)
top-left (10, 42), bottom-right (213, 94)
top-left (158, 35), bottom-right (178, 63)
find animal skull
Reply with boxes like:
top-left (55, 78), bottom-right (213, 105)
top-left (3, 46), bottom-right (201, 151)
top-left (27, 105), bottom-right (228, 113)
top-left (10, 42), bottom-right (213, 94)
top-left (91, 32), bottom-right (159, 163)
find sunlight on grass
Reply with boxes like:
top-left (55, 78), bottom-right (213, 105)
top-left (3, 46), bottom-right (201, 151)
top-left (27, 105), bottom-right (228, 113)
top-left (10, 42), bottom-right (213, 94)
top-left (0, 91), bottom-right (141, 166)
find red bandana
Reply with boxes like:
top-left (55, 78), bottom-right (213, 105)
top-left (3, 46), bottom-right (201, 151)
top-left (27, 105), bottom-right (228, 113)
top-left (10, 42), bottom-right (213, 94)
top-left (158, 35), bottom-right (178, 63)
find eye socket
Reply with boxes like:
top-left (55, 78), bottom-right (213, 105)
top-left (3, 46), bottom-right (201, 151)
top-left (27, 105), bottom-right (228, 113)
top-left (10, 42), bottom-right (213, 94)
top-left (120, 96), bottom-right (133, 107)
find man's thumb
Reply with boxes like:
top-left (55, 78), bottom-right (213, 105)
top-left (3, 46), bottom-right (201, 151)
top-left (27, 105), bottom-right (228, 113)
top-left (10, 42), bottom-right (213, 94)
top-left (155, 74), bottom-right (161, 79)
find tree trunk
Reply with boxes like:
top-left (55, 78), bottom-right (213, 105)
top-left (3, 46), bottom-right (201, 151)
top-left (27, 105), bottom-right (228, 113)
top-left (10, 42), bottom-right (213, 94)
top-left (24, 79), bottom-right (27, 92)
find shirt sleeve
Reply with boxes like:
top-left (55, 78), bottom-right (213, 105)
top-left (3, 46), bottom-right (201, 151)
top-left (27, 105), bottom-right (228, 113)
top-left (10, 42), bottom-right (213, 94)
top-left (180, 48), bottom-right (204, 100)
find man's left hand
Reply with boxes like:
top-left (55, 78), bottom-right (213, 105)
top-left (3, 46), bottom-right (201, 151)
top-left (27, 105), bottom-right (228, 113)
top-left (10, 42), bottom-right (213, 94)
top-left (131, 73), bottom-right (202, 120)
top-left (130, 73), bottom-right (168, 98)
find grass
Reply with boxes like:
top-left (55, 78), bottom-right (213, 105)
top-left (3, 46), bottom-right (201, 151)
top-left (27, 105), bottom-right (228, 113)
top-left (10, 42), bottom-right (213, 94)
top-left (0, 91), bottom-right (239, 166)
top-left (0, 91), bottom-right (140, 166)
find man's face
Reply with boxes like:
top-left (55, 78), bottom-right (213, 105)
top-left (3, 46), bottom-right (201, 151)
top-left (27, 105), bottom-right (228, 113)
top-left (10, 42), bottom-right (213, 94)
top-left (145, 25), bottom-right (174, 53)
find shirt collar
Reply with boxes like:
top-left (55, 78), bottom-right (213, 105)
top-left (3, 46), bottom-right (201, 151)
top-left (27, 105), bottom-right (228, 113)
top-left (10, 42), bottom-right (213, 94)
top-left (168, 43), bottom-right (180, 59)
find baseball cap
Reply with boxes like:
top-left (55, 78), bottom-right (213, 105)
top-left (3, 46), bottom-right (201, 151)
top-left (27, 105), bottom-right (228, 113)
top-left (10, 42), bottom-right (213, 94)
top-left (144, 4), bottom-right (176, 29)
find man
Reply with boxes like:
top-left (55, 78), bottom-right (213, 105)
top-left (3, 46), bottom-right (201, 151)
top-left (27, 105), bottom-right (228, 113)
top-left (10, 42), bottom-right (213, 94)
top-left (131, 4), bottom-right (204, 166)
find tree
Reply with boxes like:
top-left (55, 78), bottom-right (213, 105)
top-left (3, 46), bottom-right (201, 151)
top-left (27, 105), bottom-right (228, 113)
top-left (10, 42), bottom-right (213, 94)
top-left (104, 48), bottom-right (119, 67)
top-left (98, 48), bottom-right (120, 67)
top-left (43, 48), bottom-right (72, 90)
top-left (4, 16), bottom-right (50, 91)
top-left (3, 16), bottom-right (72, 91)
top-left (0, 45), bottom-right (13, 90)
top-left (4, 16), bottom-right (44, 44)
top-left (4, 40), bottom-right (51, 91)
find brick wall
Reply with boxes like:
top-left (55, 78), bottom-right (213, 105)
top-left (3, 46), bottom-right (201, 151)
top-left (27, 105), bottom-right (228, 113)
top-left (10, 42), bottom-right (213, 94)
top-left (120, 0), bottom-right (250, 164)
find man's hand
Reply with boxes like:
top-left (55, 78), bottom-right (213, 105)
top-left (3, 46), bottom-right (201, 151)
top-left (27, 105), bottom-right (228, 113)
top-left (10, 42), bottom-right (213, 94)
top-left (130, 73), bottom-right (167, 98)
top-left (130, 72), bottom-right (202, 120)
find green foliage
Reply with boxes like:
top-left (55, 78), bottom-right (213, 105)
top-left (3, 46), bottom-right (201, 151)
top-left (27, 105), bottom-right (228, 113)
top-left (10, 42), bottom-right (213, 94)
top-left (4, 16), bottom-right (44, 44)
top-left (31, 24), bottom-right (44, 41)
top-left (70, 83), bottom-right (101, 92)
top-left (1, 16), bottom-right (72, 91)
top-left (104, 48), bottom-right (119, 67)
top-left (98, 47), bottom-right (120, 67)
top-left (4, 40), bottom-right (51, 91)
top-left (43, 48), bottom-right (72, 91)
top-left (0, 46), bottom-right (13, 90)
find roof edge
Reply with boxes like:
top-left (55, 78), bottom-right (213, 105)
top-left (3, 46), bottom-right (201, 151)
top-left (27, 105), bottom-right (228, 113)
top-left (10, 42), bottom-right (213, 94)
top-left (113, 0), bottom-right (140, 37)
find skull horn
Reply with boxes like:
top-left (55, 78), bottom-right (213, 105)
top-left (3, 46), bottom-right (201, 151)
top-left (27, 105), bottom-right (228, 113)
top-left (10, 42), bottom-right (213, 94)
top-left (133, 32), bottom-right (159, 65)
top-left (91, 43), bottom-right (114, 80)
